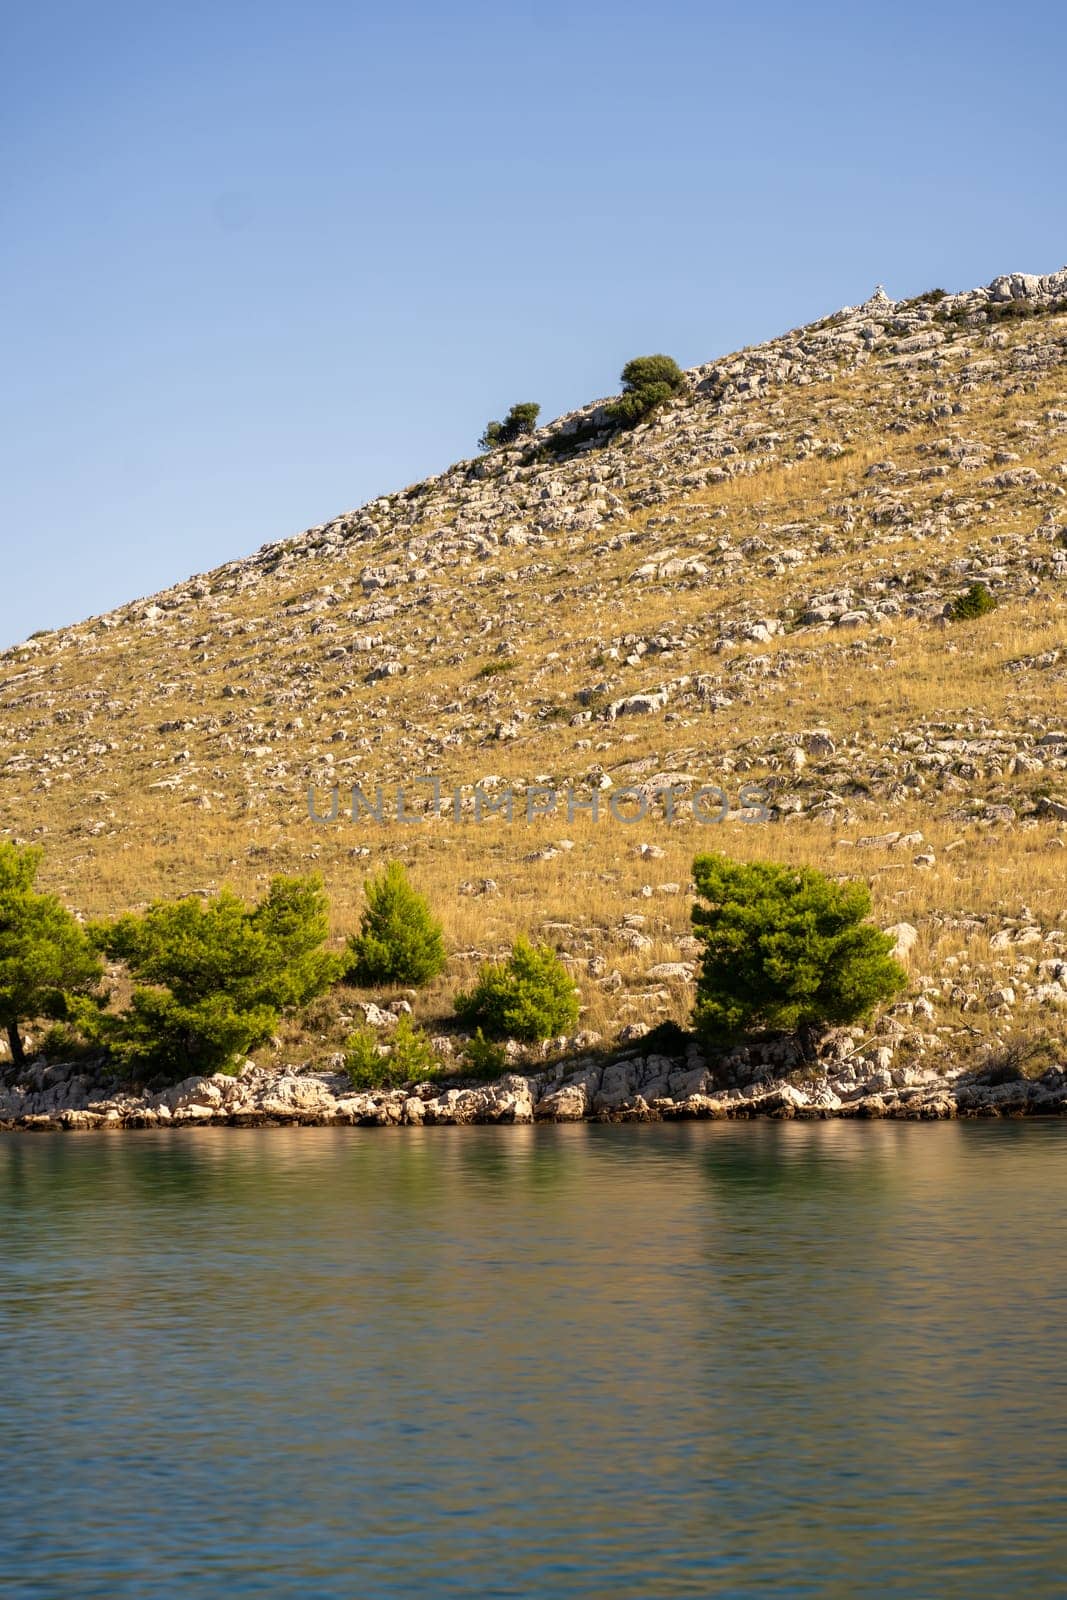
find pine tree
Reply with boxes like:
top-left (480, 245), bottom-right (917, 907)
top-left (95, 875), bottom-right (340, 1077)
top-left (691, 852), bottom-right (906, 1046)
top-left (344, 862), bottom-right (447, 987)
top-left (0, 843), bottom-right (102, 1066)
top-left (454, 937), bottom-right (579, 1041)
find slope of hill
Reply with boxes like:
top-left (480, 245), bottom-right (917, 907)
top-left (4, 265), bottom-right (1067, 1068)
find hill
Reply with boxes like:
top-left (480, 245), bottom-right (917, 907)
top-left (4, 265), bottom-right (1067, 1070)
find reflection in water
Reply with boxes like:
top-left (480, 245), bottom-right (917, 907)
top-left (1, 1122), bottom-right (1065, 1598)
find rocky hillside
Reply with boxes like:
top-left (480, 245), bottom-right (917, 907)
top-left (4, 265), bottom-right (1067, 1069)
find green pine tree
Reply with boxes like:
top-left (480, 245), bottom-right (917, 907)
top-left (690, 852), bottom-right (906, 1047)
top-left (94, 875), bottom-right (341, 1077)
top-left (344, 861), bottom-right (447, 987)
top-left (0, 842), bottom-right (103, 1067)
top-left (454, 937), bottom-right (579, 1041)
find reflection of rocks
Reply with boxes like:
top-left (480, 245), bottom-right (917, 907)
top-left (3, 1045), bottom-right (1065, 1131)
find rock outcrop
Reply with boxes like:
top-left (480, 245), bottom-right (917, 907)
top-left (3, 1041), bottom-right (1064, 1132)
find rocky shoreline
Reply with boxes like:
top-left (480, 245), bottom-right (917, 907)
top-left (3, 1037), bottom-right (1066, 1131)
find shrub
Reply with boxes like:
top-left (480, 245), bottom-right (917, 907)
top-left (619, 354), bottom-right (685, 392)
top-left (950, 581), bottom-right (997, 621)
top-left (92, 875), bottom-right (341, 1078)
top-left (344, 861), bottom-right (446, 987)
top-left (345, 1013), bottom-right (437, 1089)
top-left (460, 1027), bottom-right (509, 1080)
top-left (690, 852), bottom-right (906, 1046)
top-left (454, 938), bottom-right (579, 1041)
top-left (479, 402), bottom-right (541, 452)
top-left (901, 288), bottom-right (947, 309)
top-left (0, 842), bottom-right (103, 1067)
top-left (607, 381), bottom-right (675, 428)
top-left (607, 354), bottom-right (684, 430)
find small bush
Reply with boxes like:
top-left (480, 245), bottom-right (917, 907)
top-left (901, 288), bottom-right (947, 309)
top-left (454, 938), bottom-right (579, 1041)
top-left (479, 402), bottom-right (541, 452)
top-left (460, 1027), bottom-right (509, 1080)
top-left (344, 862), bottom-right (446, 987)
top-left (691, 852), bottom-right (906, 1046)
top-left (345, 1013), bottom-right (437, 1090)
top-left (971, 1033), bottom-right (1057, 1084)
top-left (607, 354), bottom-right (684, 430)
top-left (950, 582), bottom-right (997, 621)
top-left (985, 299), bottom-right (1035, 321)
top-left (474, 658), bottom-right (517, 678)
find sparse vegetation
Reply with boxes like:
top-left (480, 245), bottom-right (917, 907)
top-left (4, 276), bottom-right (1067, 1086)
top-left (345, 1012), bottom-right (437, 1089)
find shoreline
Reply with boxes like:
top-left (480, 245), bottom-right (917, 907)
top-left (3, 1049), bottom-right (1066, 1132)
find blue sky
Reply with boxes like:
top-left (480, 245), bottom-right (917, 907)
top-left (2, 0), bottom-right (1065, 648)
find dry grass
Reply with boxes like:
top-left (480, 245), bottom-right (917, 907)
top-left (4, 307), bottom-right (1067, 1061)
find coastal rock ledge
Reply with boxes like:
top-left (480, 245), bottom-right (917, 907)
top-left (2, 1047), bottom-right (1066, 1132)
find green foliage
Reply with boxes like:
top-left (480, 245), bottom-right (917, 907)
top-left (608, 381), bottom-right (675, 428)
top-left (607, 353), bottom-right (685, 430)
top-left (950, 581), bottom-right (997, 621)
top-left (985, 299), bottom-right (1036, 321)
top-left (690, 852), bottom-right (906, 1044)
top-left (0, 842), bottom-right (103, 1066)
top-left (460, 1027), bottom-right (509, 1080)
top-left (92, 875), bottom-right (340, 1077)
top-left (344, 861), bottom-right (446, 988)
top-left (618, 354), bottom-right (685, 392)
top-left (454, 937), bottom-right (579, 1041)
top-left (474, 658), bottom-right (517, 678)
top-left (479, 401), bottom-right (541, 452)
top-left (345, 1013), bottom-right (437, 1089)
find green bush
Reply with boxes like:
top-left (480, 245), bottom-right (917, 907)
top-left (950, 581), bottom-right (997, 621)
top-left (607, 354), bottom-right (685, 430)
top-left (92, 875), bottom-right (341, 1078)
top-left (460, 1027), bottom-right (509, 1080)
top-left (619, 354), bottom-right (685, 392)
top-left (454, 937), bottom-right (579, 1041)
top-left (690, 852), bottom-right (906, 1045)
top-left (479, 402), bottom-right (541, 452)
top-left (345, 1013), bottom-right (437, 1089)
top-left (608, 381), bottom-right (675, 428)
top-left (344, 861), bottom-right (446, 987)
top-left (0, 842), bottom-right (103, 1067)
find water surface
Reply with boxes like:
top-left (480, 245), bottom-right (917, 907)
top-left (2, 1122), bottom-right (1065, 1597)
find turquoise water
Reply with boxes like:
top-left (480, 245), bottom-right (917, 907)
top-left (1, 1121), bottom-right (1065, 1598)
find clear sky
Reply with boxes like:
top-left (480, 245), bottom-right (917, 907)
top-left (2, 0), bottom-right (1065, 648)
